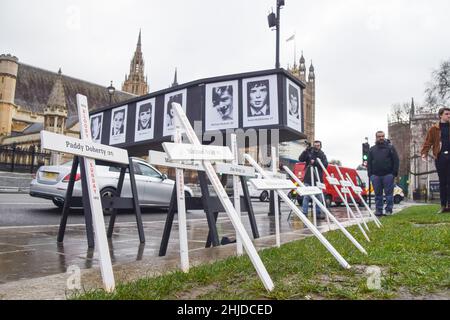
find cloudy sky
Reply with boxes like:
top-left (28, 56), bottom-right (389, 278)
top-left (1, 0), bottom-right (450, 167)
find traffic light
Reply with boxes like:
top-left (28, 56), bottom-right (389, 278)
top-left (362, 142), bottom-right (370, 166)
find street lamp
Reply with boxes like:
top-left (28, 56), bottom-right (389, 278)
top-left (107, 81), bottom-right (115, 105)
top-left (267, 0), bottom-right (285, 69)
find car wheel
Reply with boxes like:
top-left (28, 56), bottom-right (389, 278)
top-left (52, 198), bottom-right (64, 209)
top-left (100, 187), bottom-right (118, 215)
top-left (325, 195), bottom-right (332, 208)
top-left (394, 195), bottom-right (402, 204)
top-left (259, 191), bottom-right (269, 202)
top-left (185, 191), bottom-right (192, 198)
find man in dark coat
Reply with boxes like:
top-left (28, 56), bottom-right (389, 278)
top-left (299, 140), bottom-right (328, 219)
top-left (367, 131), bottom-right (400, 216)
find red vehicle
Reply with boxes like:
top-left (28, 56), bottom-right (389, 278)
top-left (292, 162), bottom-right (368, 207)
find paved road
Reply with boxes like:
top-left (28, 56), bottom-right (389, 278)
top-left (0, 193), bottom-right (414, 227)
top-left (0, 193), bottom-right (282, 227)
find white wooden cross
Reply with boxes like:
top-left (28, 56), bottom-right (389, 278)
top-left (334, 166), bottom-right (371, 232)
top-left (316, 158), bottom-right (371, 242)
top-left (161, 103), bottom-right (274, 292)
top-left (283, 166), bottom-right (367, 255)
top-left (40, 94), bottom-right (129, 292)
top-left (245, 153), bottom-right (352, 269)
top-left (344, 172), bottom-right (382, 228)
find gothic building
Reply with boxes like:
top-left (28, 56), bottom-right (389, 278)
top-left (388, 98), bottom-right (439, 199)
top-left (122, 30), bottom-right (149, 96)
top-left (279, 52), bottom-right (316, 167)
top-left (0, 54), bottom-right (132, 165)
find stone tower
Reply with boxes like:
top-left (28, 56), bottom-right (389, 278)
top-left (0, 54), bottom-right (19, 136)
top-left (122, 30), bottom-right (149, 96)
top-left (44, 69), bottom-right (68, 135)
top-left (287, 53), bottom-right (316, 143)
top-left (305, 61), bottom-right (316, 142)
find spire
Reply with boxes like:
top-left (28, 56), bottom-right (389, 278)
top-left (308, 61), bottom-right (315, 82)
top-left (299, 51), bottom-right (305, 64)
top-left (171, 67), bottom-right (178, 87)
top-left (47, 69), bottom-right (67, 109)
top-left (122, 29), bottom-right (149, 95)
top-left (410, 97), bottom-right (415, 118)
top-left (299, 51), bottom-right (306, 81)
top-left (137, 29), bottom-right (142, 50)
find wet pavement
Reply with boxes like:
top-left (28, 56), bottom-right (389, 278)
top-left (0, 201), bottom-right (414, 299)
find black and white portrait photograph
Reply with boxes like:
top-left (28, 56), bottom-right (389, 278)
top-left (89, 113), bottom-right (103, 143)
top-left (163, 89), bottom-right (186, 136)
top-left (243, 74), bottom-right (278, 127)
top-left (109, 105), bottom-right (127, 145)
top-left (134, 98), bottom-right (155, 142)
top-left (205, 80), bottom-right (238, 131)
top-left (286, 79), bottom-right (302, 132)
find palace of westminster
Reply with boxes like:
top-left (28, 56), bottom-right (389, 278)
top-left (0, 31), bottom-right (316, 167)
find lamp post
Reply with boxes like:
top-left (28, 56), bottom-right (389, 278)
top-left (107, 81), bottom-right (115, 105)
top-left (267, 0), bottom-right (285, 69)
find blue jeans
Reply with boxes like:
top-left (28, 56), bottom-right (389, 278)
top-left (302, 183), bottom-right (321, 216)
top-left (371, 174), bottom-right (394, 213)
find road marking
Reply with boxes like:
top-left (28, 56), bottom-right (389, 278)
top-left (0, 203), bottom-right (52, 205)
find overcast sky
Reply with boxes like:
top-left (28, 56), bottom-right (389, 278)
top-left (1, 0), bottom-right (450, 167)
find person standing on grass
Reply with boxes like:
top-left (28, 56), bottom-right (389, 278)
top-left (421, 107), bottom-right (450, 213)
top-left (367, 131), bottom-right (400, 216)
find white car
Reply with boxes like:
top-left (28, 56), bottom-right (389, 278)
top-left (30, 157), bottom-right (193, 211)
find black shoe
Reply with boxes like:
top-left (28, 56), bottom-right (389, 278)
top-left (437, 207), bottom-right (447, 214)
top-left (375, 211), bottom-right (385, 217)
top-left (385, 210), bottom-right (393, 215)
top-left (316, 214), bottom-right (326, 220)
top-left (220, 236), bottom-right (236, 245)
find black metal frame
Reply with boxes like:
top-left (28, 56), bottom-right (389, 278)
top-left (57, 155), bottom-right (145, 248)
top-left (158, 172), bottom-right (259, 257)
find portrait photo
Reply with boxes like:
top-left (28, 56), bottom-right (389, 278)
top-left (243, 74), bottom-right (278, 127)
top-left (205, 80), bottom-right (238, 131)
top-left (89, 113), bottom-right (103, 143)
top-left (109, 105), bottom-right (128, 145)
top-left (286, 79), bottom-right (302, 132)
top-left (163, 89), bottom-right (187, 136)
top-left (134, 98), bottom-right (155, 142)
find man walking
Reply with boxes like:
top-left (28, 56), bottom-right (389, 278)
top-left (299, 140), bottom-right (328, 220)
top-left (367, 131), bottom-right (400, 216)
top-left (421, 107), bottom-right (450, 213)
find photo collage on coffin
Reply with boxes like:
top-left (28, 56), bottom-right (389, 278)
top-left (89, 112), bottom-right (103, 143)
top-left (286, 78), bottom-right (302, 132)
top-left (242, 74), bottom-right (279, 127)
top-left (205, 80), bottom-right (239, 131)
top-left (109, 105), bottom-right (128, 145)
top-left (134, 98), bottom-right (156, 142)
top-left (163, 89), bottom-right (187, 137)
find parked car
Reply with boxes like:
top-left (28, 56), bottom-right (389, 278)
top-left (292, 162), bottom-right (369, 207)
top-left (30, 157), bottom-right (193, 211)
top-left (357, 169), bottom-right (405, 204)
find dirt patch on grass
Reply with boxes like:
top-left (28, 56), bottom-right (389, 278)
top-left (174, 283), bottom-right (220, 300)
top-left (412, 222), bottom-right (450, 228)
top-left (395, 287), bottom-right (450, 300)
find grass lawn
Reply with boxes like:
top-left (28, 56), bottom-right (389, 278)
top-left (74, 205), bottom-right (450, 300)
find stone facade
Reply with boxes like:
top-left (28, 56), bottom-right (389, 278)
top-left (279, 52), bottom-right (316, 166)
top-left (388, 100), bottom-right (439, 199)
top-left (0, 52), bottom-right (133, 165)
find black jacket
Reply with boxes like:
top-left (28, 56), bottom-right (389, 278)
top-left (299, 148), bottom-right (328, 184)
top-left (367, 141), bottom-right (399, 177)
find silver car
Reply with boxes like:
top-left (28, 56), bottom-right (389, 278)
top-left (30, 157), bottom-right (193, 210)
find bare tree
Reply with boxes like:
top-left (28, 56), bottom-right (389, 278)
top-left (390, 102), bottom-right (411, 123)
top-left (329, 159), bottom-right (342, 166)
top-left (425, 59), bottom-right (450, 111)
